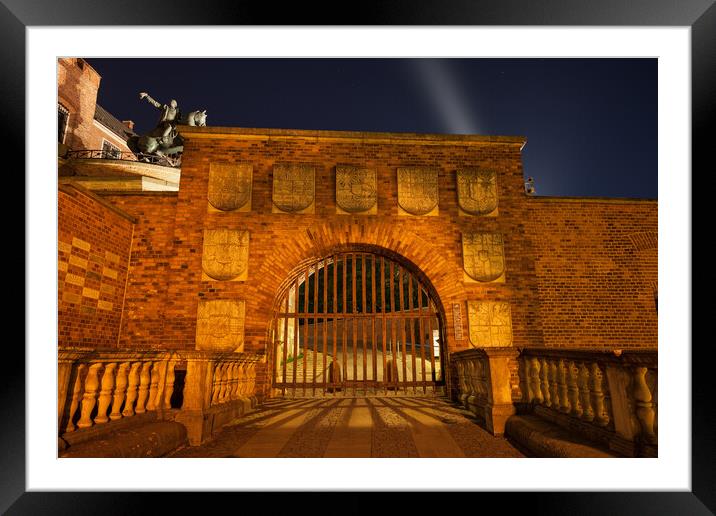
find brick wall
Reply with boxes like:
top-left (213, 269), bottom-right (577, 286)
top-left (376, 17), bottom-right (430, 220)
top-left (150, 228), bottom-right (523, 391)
top-left (58, 58), bottom-right (101, 151)
top-left (99, 128), bottom-right (543, 361)
top-left (79, 126), bottom-right (657, 392)
top-left (57, 58), bottom-right (132, 153)
top-left (526, 198), bottom-right (657, 348)
top-left (58, 184), bottom-right (135, 348)
top-left (102, 193), bottom-right (179, 348)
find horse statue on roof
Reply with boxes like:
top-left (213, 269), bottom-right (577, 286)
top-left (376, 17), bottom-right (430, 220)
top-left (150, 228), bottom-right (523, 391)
top-left (126, 91), bottom-right (207, 167)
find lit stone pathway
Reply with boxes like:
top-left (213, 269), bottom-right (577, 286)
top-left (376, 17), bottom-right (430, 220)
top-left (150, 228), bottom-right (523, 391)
top-left (167, 397), bottom-right (524, 458)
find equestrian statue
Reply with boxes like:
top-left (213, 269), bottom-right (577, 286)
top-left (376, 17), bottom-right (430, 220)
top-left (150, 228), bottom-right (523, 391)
top-left (127, 91), bottom-right (207, 167)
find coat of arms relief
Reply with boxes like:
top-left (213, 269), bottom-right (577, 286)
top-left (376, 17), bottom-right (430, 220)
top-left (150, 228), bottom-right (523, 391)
top-left (456, 168), bottom-right (498, 216)
top-left (207, 162), bottom-right (252, 212)
top-left (272, 163), bottom-right (315, 214)
top-left (462, 232), bottom-right (506, 282)
top-left (397, 167), bottom-right (439, 216)
top-left (196, 299), bottom-right (246, 352)
top-left (336, 166), bottom-right (377, 214)
top-left (467, 301), bottom-right (513, 347)
top-left (202, 229), bottom-right (250, 281)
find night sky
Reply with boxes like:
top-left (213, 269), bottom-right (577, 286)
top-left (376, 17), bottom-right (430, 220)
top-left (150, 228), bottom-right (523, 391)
top-left (85, 58), bottom-right (657, 199)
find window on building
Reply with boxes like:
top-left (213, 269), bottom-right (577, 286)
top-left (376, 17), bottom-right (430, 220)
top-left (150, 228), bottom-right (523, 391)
top-left (101, 139), bottom-right (121, 159)
top-left (58, 104), bottom-right (69, 144)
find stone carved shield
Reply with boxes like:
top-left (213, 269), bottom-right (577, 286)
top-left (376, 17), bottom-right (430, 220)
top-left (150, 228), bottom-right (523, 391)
top-left (202, 229), bottom-right (249, 281)
top-left (272, 164), bottom-right (315, 212)
top-left (397, 167), bottom-right (439, 215)
top-left (467, 301), bottom-right (512, 347)
top-left (462, 233), bottom-right (505, 282)
top-left (196, 300), bottom-right (245, 351)
top-left (336, 166), bottom-right (377, 213)
top-left (208, 163), bottom-right (252, 211)
top-left (457, 168), bottom-right (498, 215)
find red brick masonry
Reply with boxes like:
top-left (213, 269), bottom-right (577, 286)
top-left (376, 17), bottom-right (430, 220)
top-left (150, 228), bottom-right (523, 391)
top-left (58, 127), bottom-right (657, 364)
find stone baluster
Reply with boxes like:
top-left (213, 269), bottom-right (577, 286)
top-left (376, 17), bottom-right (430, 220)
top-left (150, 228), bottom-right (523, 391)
top-left (466, 359), bottom-right (477, 409)
top-left (135, 362), bottom-right (153, 414)
top-left (248, 363), bottom-right (257, 397)
top-left (230, 363), bottom-right (240, 400)
top-left (240, 362), bottom-right (249, 398)
top-left (152, 359), bottom-right (171, 412)
top-left (528, 357), bottom-right (543, 404)
top-left (557, 359), bottom-right (570, 413)
top-left (633, 367), bottom-right (657, 443)
top-left (545, 358), bottom-right (559, 410)
top-left (211, 364), bottom-right (222, 405)
top-left (109, 362), bottom-right (130, 421)
top-left (64, 364), bottom-right (87, 433)
top-left (146, 361), bottom-right (162, 411)
top-left (94, 362), bottom-right (117, 424)
top-left (77, 363), bottom-right (103, 429)
top-left (224, 362), bottom-right (232, 401)
top-left (590, 362), bottom-right (609, 427)
top-left (517, 357), bottom-right (530, 403)
top-left (123, 362), bottom-right (142, 417)
top-left (246, 362), bottom-right (256, 398)
top-left (540, 358), bottom-right (551, 407)
top-left (219, 363), bottom-right (230, 403)
top-left (475, 359), bottom-right (484, 396)
top-left (567, 360), bottom-right (582, 418)
top-left (224, 363), bottom-right (233, 401)
top-left (238, 362), bottom-right (246, 398)
top-left (578, 362), bottom-right (594, 422)
top-left (224, 363), bottom-right (234, 402)
top-left (456, 361), bottom-right (466, 404)
top-left (163, 360), bottom-right (178, 409)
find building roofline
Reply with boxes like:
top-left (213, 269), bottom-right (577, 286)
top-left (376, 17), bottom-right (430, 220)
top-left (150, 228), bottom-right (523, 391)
top-left (94, 103), bottom-right (136, 141)
top-left (527, 195), bottom-right (657, 204)
top-left (179, 125), bottom-right (527, 146)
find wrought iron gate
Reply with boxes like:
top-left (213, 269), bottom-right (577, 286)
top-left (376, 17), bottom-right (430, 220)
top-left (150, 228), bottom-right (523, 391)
top-left (271, 252), bottom-right (445, 397)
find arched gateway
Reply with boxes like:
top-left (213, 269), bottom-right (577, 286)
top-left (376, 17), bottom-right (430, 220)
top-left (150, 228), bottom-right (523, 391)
top-left (269, 248), bottom-right (446, 397)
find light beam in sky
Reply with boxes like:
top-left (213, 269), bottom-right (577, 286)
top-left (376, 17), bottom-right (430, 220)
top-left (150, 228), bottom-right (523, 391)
top-left (412, 59), bottom-right (482, 134)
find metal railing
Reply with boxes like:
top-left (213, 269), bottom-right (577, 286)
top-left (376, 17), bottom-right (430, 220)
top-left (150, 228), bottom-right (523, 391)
top-left (65, 149), bottom-right (181, 168)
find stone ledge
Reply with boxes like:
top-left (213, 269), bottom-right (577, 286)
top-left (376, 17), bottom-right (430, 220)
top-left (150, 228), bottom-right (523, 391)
top-left (505, 415), bottom-right (617, 458)
top-left (179, 125), bottom-right (527, 147)
top-left (59, 420), bottom-right (188, 458)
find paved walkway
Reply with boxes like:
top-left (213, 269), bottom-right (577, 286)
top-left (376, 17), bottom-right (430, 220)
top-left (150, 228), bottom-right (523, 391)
top-left (168, 396), bottom-right (524, 458)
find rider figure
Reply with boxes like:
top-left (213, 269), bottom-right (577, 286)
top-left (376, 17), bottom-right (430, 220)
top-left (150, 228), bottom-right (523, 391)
top-left (139, 92), bottom-right (181, 145)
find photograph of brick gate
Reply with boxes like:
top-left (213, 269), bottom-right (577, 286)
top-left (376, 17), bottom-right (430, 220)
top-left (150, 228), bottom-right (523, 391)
top-left (56, 58), bottom-right (657, 460)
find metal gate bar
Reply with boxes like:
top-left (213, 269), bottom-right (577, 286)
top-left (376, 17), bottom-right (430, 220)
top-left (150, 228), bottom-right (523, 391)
top-left (272, 252), bottom-right (443, 396)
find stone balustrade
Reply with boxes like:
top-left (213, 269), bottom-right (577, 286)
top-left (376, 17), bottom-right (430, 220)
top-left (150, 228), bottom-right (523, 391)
top-left (59, 348), bottom-right (263, 446)
top-left (209, 356), bottom-right (259, 407)
top-left (58, 348), bottom-right (180, 434)
top-left (452, 347), bottom-right (657, 456)
top-left (452, 347), bottom-right (519, 436)
top-left (517, 347), bottom-right (657, 456)
top-left (173, 350), bottom-right (262, 445)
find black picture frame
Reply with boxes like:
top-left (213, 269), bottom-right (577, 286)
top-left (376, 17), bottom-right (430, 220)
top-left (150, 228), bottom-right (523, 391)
top-left (7, 1), bottom-right (712, 513)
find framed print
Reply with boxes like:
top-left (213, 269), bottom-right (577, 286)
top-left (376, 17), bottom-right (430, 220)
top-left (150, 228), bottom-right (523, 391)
top-left (10, 0), bottom-right (714, 513)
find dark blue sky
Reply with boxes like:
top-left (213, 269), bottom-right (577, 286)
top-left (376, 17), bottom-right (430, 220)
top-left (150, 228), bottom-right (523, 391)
top-left (86, 58), bottom-right (657, 199)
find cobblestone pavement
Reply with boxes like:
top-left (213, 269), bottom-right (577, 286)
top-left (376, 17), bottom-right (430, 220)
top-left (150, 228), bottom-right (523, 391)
top-left (167, 396), bottom-right (524, 458)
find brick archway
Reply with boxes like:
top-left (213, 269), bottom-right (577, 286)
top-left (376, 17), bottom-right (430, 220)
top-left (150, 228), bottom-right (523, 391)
top-left (268, 249), bottom-right (447, 397)
top-left (247, 220), bottom-right (467, 398)
top-left (252, 220), bottom-right (466, 342)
